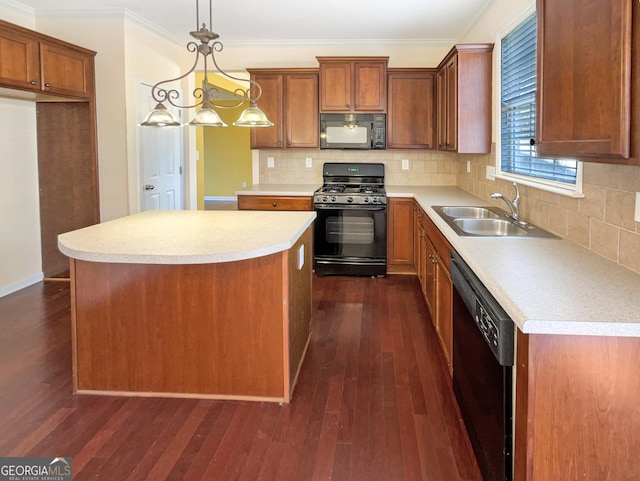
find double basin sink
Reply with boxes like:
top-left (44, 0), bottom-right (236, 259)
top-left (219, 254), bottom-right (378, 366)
top-left (432, 206), bottom-right (557, 238)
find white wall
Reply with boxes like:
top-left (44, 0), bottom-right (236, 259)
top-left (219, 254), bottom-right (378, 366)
top-left (459, 0), bottom-right (536, 143)
top-left (0, 98), bottom-right (42, 296)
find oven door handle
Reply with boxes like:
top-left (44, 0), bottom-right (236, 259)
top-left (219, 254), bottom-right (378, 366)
top-left (314, 204), bottom-right (387, 211)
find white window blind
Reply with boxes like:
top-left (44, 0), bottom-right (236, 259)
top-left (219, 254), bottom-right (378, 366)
top-left (500, 12), bottom-right (578, 185)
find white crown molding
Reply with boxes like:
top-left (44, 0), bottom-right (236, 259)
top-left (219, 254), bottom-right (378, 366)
top-left (0, 3), bottom-right (187, 46)
top-left (0, 0), bottom-right (35, 16)
top-left (223, 38), bottom-right (455, 48)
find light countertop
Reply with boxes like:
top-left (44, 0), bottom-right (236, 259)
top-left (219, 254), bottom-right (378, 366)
top-left (387, 185), bottom-right (640, 337)
top-left (58, 210), bottom-right (316, 265)
top-left (236, 184), bottom-right (320, 196)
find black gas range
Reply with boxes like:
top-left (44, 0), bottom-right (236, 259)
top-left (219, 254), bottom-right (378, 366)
top-left (313, 163), bottom-right (387, 277)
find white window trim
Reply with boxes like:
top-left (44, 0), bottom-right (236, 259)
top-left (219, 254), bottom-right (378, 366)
top-left (495, 4), bottom-right (584, 199)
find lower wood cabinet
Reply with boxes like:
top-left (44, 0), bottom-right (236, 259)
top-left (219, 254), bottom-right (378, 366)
top-left (515, 329), bottom-right (640, 480)
top-left (237, 195), bottom-right (313, 211)
top-left (414, 201), bottom-right (453, 372)
top-left (387, 197), bottom-right (415, 274)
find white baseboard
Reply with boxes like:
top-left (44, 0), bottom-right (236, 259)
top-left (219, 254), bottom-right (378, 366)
top-left (204, 196), bottom-right (237, 202)
top-left (0, 272), bottom-right (44, 298)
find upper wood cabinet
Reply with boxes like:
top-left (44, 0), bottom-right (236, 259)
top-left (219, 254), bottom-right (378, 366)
top-left (387, 69), bottom-right (436, 149)
top-left (536, 0), bottom-right (634, 163)
top-left (248, 69), bottom-right (319, 149)
top-left (436, 44), bottom-right (493, 154)
top-left (317, 56), bottom-right (388, 113)
top-left (0, 20), bottom-right (95, 99)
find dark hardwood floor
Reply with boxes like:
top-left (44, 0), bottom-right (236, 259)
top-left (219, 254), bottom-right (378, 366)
top-left (0, 275), bottom-right (481, 481)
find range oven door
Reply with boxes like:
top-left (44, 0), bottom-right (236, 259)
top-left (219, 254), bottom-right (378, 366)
top-left (313, 204), bottom-right (387, 276)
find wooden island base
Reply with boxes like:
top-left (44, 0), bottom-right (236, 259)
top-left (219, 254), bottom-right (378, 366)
top-left (70, 228), bottom-right (313, 403)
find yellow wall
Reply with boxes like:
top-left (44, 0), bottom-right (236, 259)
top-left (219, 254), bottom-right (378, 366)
top-left (195, 73), bottom-right (252, 205)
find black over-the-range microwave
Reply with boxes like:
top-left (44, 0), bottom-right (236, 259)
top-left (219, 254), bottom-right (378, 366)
top-left (319, 113), bottom-right (386, 150)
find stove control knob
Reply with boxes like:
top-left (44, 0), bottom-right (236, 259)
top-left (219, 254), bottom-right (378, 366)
top-left (363, 197), bottom-right (370, 203)
top-left (322, 196), bottom-right (328, 202)
top-left (347, 196), bottom-right (354, 203)
top-left (372, 196), bottom-right (379, 204)
top-left (331, 196), bottom-right (337, 202)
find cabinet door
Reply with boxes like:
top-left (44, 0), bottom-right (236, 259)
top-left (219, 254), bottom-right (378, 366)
top-left (319, 61), bottom-right (352, 112)
top-left (40, 42), bottom-right (92, 98)
top-left (284, 73), bottom-right (318, 148)
top-left (435, 259), bottom-right (453, 371)
top-left (436, 57), bottom-right (458, 151)
top-left (354, 61), bottom-right (386, 112)
top-left (387, 198), bottom-right (415, 271)
top-left (388, 71), bottom-right (435, 149)
top-left (436, 68), bottom-right (448, 150)
top-left (0, 26), bottom-right (40, 91)
top-left (250, 73), bottom-right (284, 149)
top-left (536, 0), bottom-right (632, 160)
top-left (444, 56), bottom-right (458, 151)
top-left (423, 233), bottom-right (437, 323)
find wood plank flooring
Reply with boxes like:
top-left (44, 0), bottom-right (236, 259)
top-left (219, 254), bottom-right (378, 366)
top-left (0, 275), bottom-right (481, 481)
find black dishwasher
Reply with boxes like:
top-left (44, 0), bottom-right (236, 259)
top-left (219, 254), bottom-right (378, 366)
top-left (450, 250), bottom-right (514, 481)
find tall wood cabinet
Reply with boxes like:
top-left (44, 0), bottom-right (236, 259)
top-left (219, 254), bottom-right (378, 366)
top-left (0, 19), bottom-right (99, 278)
top-left (317, 57), bottom-right (388, 113)
top-left (436, 44), bottom-right (493, 154)
top-left (536, 0), bottom-right (636, 164)
top-left (387, 69), bottom-right (436, 149)
top-left (248, 69), bottom-right (318, 149)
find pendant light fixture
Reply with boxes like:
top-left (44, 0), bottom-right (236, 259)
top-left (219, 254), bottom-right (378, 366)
top-left (140, 0), bottom-right (273, 128)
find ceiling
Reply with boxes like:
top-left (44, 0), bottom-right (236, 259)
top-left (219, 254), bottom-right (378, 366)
top-left (12, 0), bottom-right (494, 45)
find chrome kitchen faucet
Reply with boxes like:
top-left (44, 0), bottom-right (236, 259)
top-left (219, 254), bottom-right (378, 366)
top-left (490, 182), bottom-right (520, 221)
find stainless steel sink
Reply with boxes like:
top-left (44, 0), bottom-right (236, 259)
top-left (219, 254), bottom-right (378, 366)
top-left (453, 218), bottom-right (528, 236)
top-left (432, 205), bottom-right (558, 238)
top-left (441, 206), bottom-right (500, 219)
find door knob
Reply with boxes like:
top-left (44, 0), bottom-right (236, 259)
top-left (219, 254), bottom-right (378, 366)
top-left (144, 184), bottom-right (155, 190)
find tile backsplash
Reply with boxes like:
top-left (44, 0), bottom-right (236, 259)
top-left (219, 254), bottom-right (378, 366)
top-left (257, 147), bottom-right (640, 275)
top-left (258, 149), bottom-right (458, 186)
top-left (458, 148), bottom-right (640, 275)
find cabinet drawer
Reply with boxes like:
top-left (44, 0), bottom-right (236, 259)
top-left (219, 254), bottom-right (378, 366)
top-left (237, 195), bottom-right (313, 211)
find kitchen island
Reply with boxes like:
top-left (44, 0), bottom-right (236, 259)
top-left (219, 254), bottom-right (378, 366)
top-left (58, 210), bottom-right (316, 403)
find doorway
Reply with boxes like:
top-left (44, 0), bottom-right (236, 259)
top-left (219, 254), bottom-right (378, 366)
top-left (137, 80), bottom-right (184, 211)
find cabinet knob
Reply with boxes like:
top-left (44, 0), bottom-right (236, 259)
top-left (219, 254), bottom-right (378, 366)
top-left (272, 202), bottom-right (277, 207)
top-left (30, 80), bottom-right (37, 85)
top-left (355, 104), bottom-right (359, 108)
top-left (277, 141), bottom-right (282, 146)
top-left (44, 82), bottom-right (51, 88)
top-left (346, 104), bottom-right (350, 108)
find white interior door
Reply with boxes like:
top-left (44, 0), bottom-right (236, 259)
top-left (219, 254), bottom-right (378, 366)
top-left (137, 81), bottom-right (184, 211)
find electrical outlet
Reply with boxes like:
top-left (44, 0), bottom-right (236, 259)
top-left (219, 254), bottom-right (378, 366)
top-left (486, 165), bottom-right (496, 180)
top-left (267, 157), bottom-right (275, 169)
top-left (402, 159), bottom-right (409, 171)
top-left (467, 160), bottom-right (471, 173)
top-left (305, 157), bottom-right (313, 168)
top-left (242, 182), bottom-right (247, 188)
top-left (635, 192), bottom-right (640, 222)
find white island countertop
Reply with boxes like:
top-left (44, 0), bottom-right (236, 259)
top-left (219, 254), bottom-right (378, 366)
top-left (58, 210), bottom-right (316, 265)
top-left (387, 185), bottom-right (640, 337)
